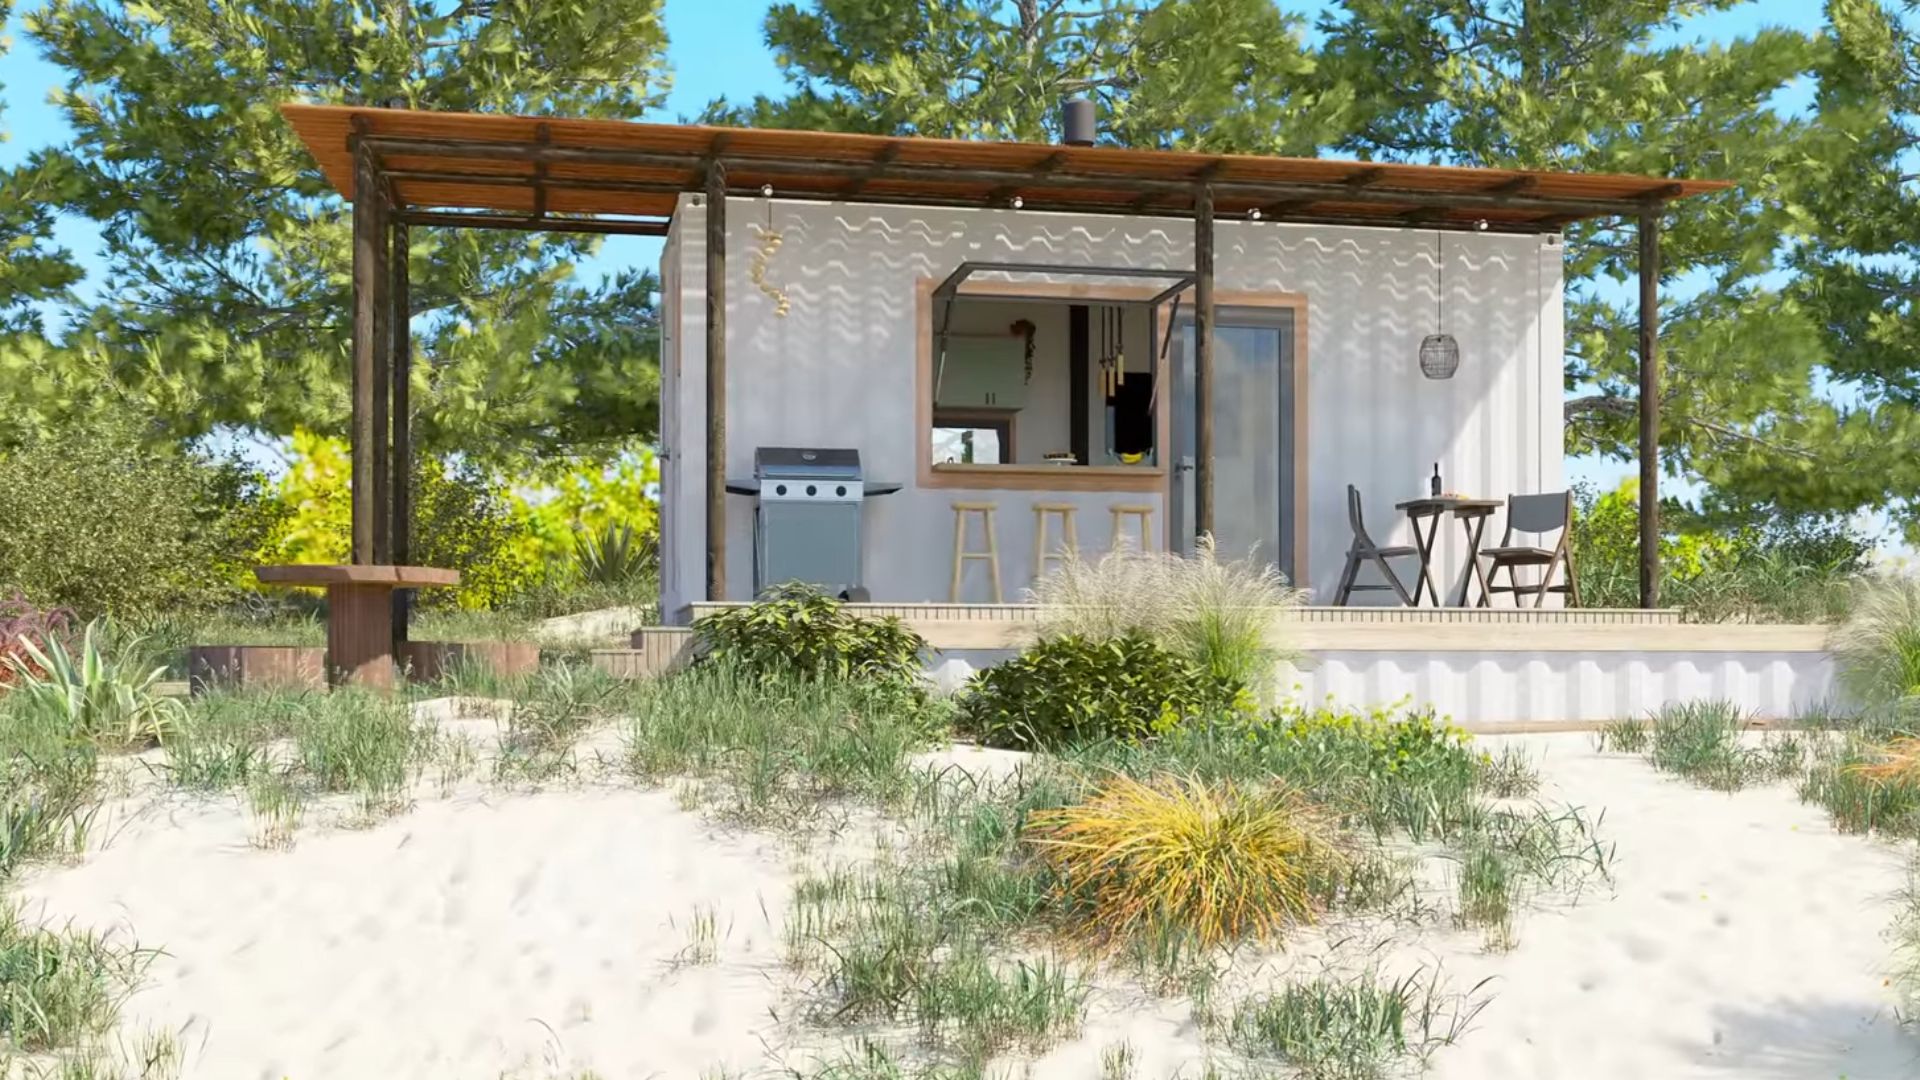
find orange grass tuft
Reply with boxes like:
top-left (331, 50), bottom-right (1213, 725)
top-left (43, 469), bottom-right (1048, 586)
top-left (1023, 771), bottom-right (1346, 950)
top-left (1846, 736), bottom-right (1920, 785)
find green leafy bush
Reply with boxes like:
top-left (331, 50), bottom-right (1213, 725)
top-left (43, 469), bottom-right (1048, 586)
top-left (693, 583), bottom-right (926, 687)
top-left (0, 414), bottom-right (276, 619)
top-left (961, 631), bottom-right (1244, 750)
top-left (410, 456), bottom-right (544, 611)
top-left (1572, 481), bottom-right (1866, 623)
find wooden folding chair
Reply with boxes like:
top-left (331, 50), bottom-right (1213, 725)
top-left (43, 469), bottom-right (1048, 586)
top-left (1333, 484), bottom-right (1419, 606)
top-left (1480, 491), bottom-right (1580, 607)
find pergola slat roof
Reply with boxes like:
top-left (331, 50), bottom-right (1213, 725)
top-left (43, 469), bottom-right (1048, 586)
top-left (283, 104), bottom-right (1731, 235)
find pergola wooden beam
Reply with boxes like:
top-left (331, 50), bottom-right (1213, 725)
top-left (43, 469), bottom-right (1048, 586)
top-left (394, 210), bottom-right (670, 235)
top-left (356, 135), bottom-right (1682, 221)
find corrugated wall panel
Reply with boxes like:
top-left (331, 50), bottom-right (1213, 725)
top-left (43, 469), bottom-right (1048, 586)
top-left (662, 197), bottom-right (1564, 604)
top-left (1286, 650), bottom-right (1839, 725)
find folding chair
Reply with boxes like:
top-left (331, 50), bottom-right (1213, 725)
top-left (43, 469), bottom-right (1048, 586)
top-left (1333, 484), bottom-right (1419, 606)
top-left (1480, 491), bottom-right (1580, 607)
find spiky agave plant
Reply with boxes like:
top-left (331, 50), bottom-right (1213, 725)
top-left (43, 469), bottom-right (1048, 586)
top-left (1024, 771), bottom-right (1346, 950)
top-left (5, 620), bottom-right (183, 747)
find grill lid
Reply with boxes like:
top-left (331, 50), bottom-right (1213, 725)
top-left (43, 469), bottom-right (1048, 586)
top-left (754, 447), bottom-right (862, 481)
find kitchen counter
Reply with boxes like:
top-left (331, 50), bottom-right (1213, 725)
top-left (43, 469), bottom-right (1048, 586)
top-left (926, 462), bottom-right (1166, 492)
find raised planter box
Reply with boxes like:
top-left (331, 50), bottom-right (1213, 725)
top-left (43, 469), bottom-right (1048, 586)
top-left (188, 645), bottom-right (327, 693)
top-left (402, 640), bottom-right (542, 683)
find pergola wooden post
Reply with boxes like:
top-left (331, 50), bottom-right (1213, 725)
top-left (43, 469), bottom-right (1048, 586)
top-left (390, 220), bottom-right (413, 645)
top-left (1193, 183), bottom-right (1216, 544)
top-left (704, 160), bottom-right (728, 602)
top-left (1638, 208), bottom-right (1661, 609)
top-left (350, 135), bottom-right (386, 566)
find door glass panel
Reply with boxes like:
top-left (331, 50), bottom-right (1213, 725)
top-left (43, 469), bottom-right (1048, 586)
top-left (1169, 309), bottom-right (1295, 578)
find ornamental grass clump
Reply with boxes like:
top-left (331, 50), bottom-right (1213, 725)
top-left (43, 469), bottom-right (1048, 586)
top-left (1023, 771), bottom-right (1345, 950)
top-left (1834, 573), bottom-right (1920, 715)
top-left (1029, 536), bottom-right (1304, 698)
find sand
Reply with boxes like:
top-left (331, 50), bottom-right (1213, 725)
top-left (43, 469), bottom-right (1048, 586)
top-left (11, 728), bottom-right (1920, 1079)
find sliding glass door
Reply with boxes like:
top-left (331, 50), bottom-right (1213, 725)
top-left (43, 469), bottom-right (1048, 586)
top-left (1169, 307), bottom-right (1298, 581)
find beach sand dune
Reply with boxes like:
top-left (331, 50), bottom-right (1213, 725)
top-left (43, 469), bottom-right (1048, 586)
top-left (13, 733), bottom-right (1920, 1079)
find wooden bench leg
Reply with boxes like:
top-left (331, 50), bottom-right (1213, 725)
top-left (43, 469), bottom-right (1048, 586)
top-left (327, 583), bottom-right (398, 689)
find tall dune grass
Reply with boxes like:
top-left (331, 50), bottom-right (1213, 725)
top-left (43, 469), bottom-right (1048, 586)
top-left (1029, 537), bottom-right (1305, 697)
top-left (1833, 573), bottom-right (1920, 714)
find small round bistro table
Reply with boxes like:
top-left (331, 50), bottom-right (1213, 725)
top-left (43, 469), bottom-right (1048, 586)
top-left (254, 565), bottom-right (461, 690)
top-left (1392, 497), bottom-right (1503, 607)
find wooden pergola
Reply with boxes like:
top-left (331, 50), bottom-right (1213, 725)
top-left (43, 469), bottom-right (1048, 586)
top-left (282, 104), bottom-right (1731, 615)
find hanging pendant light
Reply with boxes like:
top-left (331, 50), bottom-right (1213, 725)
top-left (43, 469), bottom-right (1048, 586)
top-left (1419, 229), bottom-right (1460, 380)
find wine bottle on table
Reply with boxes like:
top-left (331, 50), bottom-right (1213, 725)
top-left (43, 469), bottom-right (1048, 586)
top-left (1430, 463), bottom-right (1442, 498)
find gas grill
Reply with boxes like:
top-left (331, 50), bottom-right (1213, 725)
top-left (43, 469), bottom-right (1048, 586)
top-left (725, 447), bottom-right (900, 596)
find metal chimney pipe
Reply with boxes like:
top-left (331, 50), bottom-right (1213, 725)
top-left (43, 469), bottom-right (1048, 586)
top-left (1062, 97), bottom-right (1096, 147)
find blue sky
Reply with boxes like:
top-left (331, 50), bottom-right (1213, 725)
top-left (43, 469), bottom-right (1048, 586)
top-left (0, 1), bottom-right (1866, 523)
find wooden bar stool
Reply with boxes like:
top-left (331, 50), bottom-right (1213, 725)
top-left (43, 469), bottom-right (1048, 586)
top-left (1030, 502), bottom-right (1079, 585)
top-left (949, 501), bottom-right (1003, 602)
top-left (1109, 504), bottom-right (1155, 553)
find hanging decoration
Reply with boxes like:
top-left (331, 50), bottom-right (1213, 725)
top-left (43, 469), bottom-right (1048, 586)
top-left (1419, 230), bottom-right (1459, 379)
top-left (1010, 318), bottom-right (1037, 384)
top-left (1099, 305), bottom-right (1126, 397)
top-left (748, 193), bottom-right (791, 317)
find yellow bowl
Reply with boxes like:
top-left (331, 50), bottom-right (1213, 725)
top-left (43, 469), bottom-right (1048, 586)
top-left (1119, 452), bottom-right (1146, 464)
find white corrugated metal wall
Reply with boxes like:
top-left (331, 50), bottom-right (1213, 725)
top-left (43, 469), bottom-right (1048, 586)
top-left (662, 196), bottom-right (1565, 610)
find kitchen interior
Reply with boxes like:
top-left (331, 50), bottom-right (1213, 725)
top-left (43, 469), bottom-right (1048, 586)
top-left (930, 296), bottom-right (1163, 476)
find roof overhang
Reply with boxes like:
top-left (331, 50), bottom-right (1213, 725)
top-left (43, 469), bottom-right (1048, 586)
top-left (282, 104), bottom-right (1733, 236)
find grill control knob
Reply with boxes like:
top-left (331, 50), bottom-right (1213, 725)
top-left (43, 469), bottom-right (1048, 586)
top-left (806, 484), bottom-right (818, 496)
top-left (775, 484), bottom-right (788, 496)
top-left (836, 485), bottom-right (847, 497)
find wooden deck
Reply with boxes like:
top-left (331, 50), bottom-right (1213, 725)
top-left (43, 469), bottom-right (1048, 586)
top-left (676, 603), bottom-right (1828, 653)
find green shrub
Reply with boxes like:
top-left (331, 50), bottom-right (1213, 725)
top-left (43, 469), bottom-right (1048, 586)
top-left (693, 583), bottom-right (926, 687)
top-left (0, 414), bottom-right (276, 620)
top-left (410, 456), bottom-right (545, 611)
top-left (961, 631), bottom-right (1244, 750)
top-left (1571, 481), bottom-right (1865, 624)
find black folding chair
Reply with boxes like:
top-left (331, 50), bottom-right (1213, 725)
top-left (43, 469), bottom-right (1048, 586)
top-left (1480, 491), bottom-right (1580, 607)
top-left (1333, 484), bottom-right (1418, 606)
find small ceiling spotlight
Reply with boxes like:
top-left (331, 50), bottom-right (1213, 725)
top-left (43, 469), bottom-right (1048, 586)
top-left (1249, 208), bottom-right (1264, 221)
top-left (1011, 195), bottom-right (1025, 209)
top-left (761, 184), bottom-right (775, 197)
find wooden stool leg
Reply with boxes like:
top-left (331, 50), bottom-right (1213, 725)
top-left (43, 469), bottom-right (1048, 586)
top-left (950, 509), bottom-right (968, 603)
top-left (984, 508), bottom-right (1003, 603)
top-left (1032, 508), bottom-right (1052, 588)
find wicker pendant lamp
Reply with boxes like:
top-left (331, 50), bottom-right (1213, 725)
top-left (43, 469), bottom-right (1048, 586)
top-left (1419, 230), bottom-right (1460, 380)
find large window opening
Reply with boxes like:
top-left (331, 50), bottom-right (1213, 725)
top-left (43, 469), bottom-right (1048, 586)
top-left (926, 295), bottom-right (1162, 471)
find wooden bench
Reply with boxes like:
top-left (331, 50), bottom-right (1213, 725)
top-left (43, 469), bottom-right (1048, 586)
top-left (254, 565), bottom-right (460, 690)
